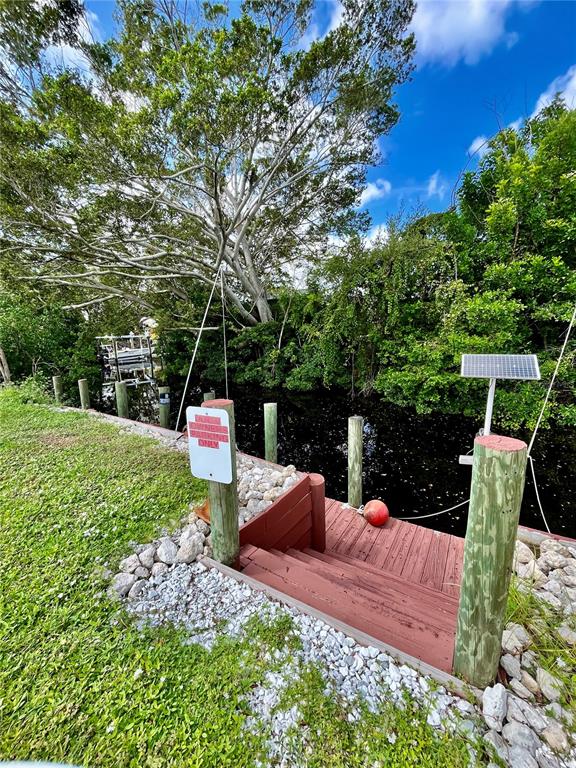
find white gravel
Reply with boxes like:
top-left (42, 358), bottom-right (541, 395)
top-left (126, 561), bottom-right (482, 766)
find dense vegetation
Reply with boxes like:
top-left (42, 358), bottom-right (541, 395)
top-left (2, 101), bottom-right (574, 428)
top-left (0, 2), bottom-right (574, 428)
top-left (0, 390), bottom-right (483, 767)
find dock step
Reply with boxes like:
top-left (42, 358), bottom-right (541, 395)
top-left (240, 545), bottom-right (457, 672)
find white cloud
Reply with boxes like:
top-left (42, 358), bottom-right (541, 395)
top-left (426, 170), bottom-right (447, 199)
top-left (531, 64), bottom-right (576, 117)
top-left (467, 135), bottom-right (489, 158)
top-left (359, 178), bottom-right (392, 207)
top-left (364, 223), bottom-right (389, 246)
top-left (411, 0), bottom-right (531, 67)
top-left (327, 2), bottom-right (345, 34)
top-left (45, 8), bottom-right (101, 72)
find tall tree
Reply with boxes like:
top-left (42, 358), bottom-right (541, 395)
top-left (0, 0), bottom-right (415, 324)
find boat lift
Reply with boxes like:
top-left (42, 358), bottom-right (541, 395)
top-left (97, 333), bottom-right (157, 387)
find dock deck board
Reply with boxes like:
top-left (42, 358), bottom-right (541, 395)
top-left (325, 500), bottom-right (464, 598)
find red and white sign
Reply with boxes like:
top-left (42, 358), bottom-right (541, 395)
top-left (186, 406), bottom-right (233, 484)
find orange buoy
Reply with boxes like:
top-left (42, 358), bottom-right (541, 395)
top-left (363, 499), bottom-right (389, 527)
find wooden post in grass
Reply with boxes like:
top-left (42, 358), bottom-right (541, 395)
top-left (203, 398), bottom-right (239, 567)
top-left (115, 381), bottom-right (129, 419)
top-left (78, 378), bottom-right (90, 410)
top-left (264, 402), bottom-right (278, 464)
top-left (159, 386), bottom-right (170, 429)
top-left (52, 375), bottom-right (63, 404)
top-left (453, 434), bottom-right (528, 687)
top-left (203, 390), bottom-right (215, 401)
top-left (348, 415), bottom-right (363, 509)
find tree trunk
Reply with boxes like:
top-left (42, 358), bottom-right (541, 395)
top-left (0, 345), bottom-right (11, 383)
top-left (256, 295), bottom-right (273, 323)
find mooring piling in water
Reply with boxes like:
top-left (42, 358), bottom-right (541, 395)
top-left (202, 398), bottom-right (239, 567)
top-left (264, 402), bottom-right (278, 464)
top-left (453, 434), bottom-right (528, 688)
top-left (78, 379), bottom-right (90, 410)
top-left (159, 386), bottom-right (170, 429)
top-left (114, 381), bottom-right (129, 419)
top-left (52, 375), bottom-right (63, 404)
top-left (348, 415), bottom-right (363, 509)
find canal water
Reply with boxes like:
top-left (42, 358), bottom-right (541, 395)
top-left (228, 387), bottom-right (575, 539)
top-left (122, 383), bottom-right (575, 539)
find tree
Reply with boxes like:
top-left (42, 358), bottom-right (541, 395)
top-left (0, 0), bottom-right (415, 324)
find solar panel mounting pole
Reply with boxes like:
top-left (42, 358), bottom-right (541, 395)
top-left (483, 378), bottom-right (496, 436)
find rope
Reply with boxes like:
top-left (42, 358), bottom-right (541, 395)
top-left (527, 302), bottom-right (576, 455)
top-left (525, 303), bottom-right (575, 533)
top-left (221, 268), bottom-right (229, 399)
top-left (175, 265), bottom-right (222, 431)
top-left (396, 498), bottom-right (469, 521)
top-left (528, 456), bottom-right (551, 534)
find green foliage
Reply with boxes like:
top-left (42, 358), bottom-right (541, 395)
top-left (0, 0), bottom-right (415, 325)
top-left (0, 374), bottom-right (51, 404)
top-left (276, 665), bottom-right (485, 767)
top-left (279, 104), bottom-right (576, 427)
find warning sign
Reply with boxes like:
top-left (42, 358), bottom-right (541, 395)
top-left (186, 406), bottom-right (232, 484)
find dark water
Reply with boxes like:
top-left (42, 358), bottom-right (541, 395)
top-left (116, 383), bottom-right (575, 539)
top-left (228, 388), bottom-right (575, 539)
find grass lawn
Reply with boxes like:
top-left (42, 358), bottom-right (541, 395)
top-left (0, 387), bottom-right (481, 767)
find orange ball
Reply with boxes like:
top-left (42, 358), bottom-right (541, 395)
top-left (363, 499), bottom-right (390, 527)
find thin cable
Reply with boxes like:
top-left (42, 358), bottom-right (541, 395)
top-left (175, 265), bottom-right (222, 431)
top-left (528, 456), bottom-right (551, 534)
top-left (397, 498), bottom-right (469, 521)
top-left (528, 302), bottom-right (576, 456)
top-left (525, 303), bottom-right (575, 533)
top-left (221, 268), bottom-right (229, 399)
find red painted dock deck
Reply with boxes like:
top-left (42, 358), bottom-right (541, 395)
top-left (325, 499), bottom-right (465, 599)
top-left (239, 486), bottom-right (465, 673)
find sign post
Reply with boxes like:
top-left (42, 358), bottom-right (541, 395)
top-left (186, 399), bottom-right (239, 566)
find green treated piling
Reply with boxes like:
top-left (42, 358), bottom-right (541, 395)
top-left (453, 434), bottom-right (528, 687)
top-left (203, 398), bottom-right (239, 567)
top-left (264, 402), bottom-right (278, 464)
top-left (159, 386), bottom-right (170, 429)
top-left (347, 415), bottom-right (363, 509)
top-left (78, 379), bottom-right (90, 410)
top-left (114, 381), bottom-right (129, 419)
top-left (52, 375), bottom-right (63, 404)
top-left (203, 391), bottom-right (216, 401)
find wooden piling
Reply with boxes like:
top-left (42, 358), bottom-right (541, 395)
top-left (52, 375), bottom-right (63, 404)
top-left (203, 391), bottom-right (215, 401)
top-left (115, 381), bottom-right (129, 418)
top-left (264, 402), bottom-right (278, 464)
top-left (203, 398), bottom-right (239, 567)
top-left (453, 434), bottom-right (528, 687)
top-left (348, 415), bottom-right (363, 509)
top-left (78, 379), bottom-right (90, 410)
top-left (310, 473), bottom-right (326, 552)
top-left (159, 386), bottom-right (170, 429)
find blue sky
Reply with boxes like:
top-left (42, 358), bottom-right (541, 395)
top-left (86, 0), bottom-right (576, 239)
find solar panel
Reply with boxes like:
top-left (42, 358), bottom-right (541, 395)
top-left (461, 354), bottom-right (540, 381)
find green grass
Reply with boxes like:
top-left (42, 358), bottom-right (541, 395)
top-left (506, 576), bottom-right (576, 718)
top-left (0, 389), bottom-right (485, 766)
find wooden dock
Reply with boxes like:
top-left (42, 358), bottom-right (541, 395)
top-left (240, 494), bottom-right (465, 673)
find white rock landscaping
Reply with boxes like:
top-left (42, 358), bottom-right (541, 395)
top-left (108, 452), bottom-right (299, 599)
top-left (481, 537), bottom-right (576, 768)
top-left (122, 560), bottom-right (485, 765)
